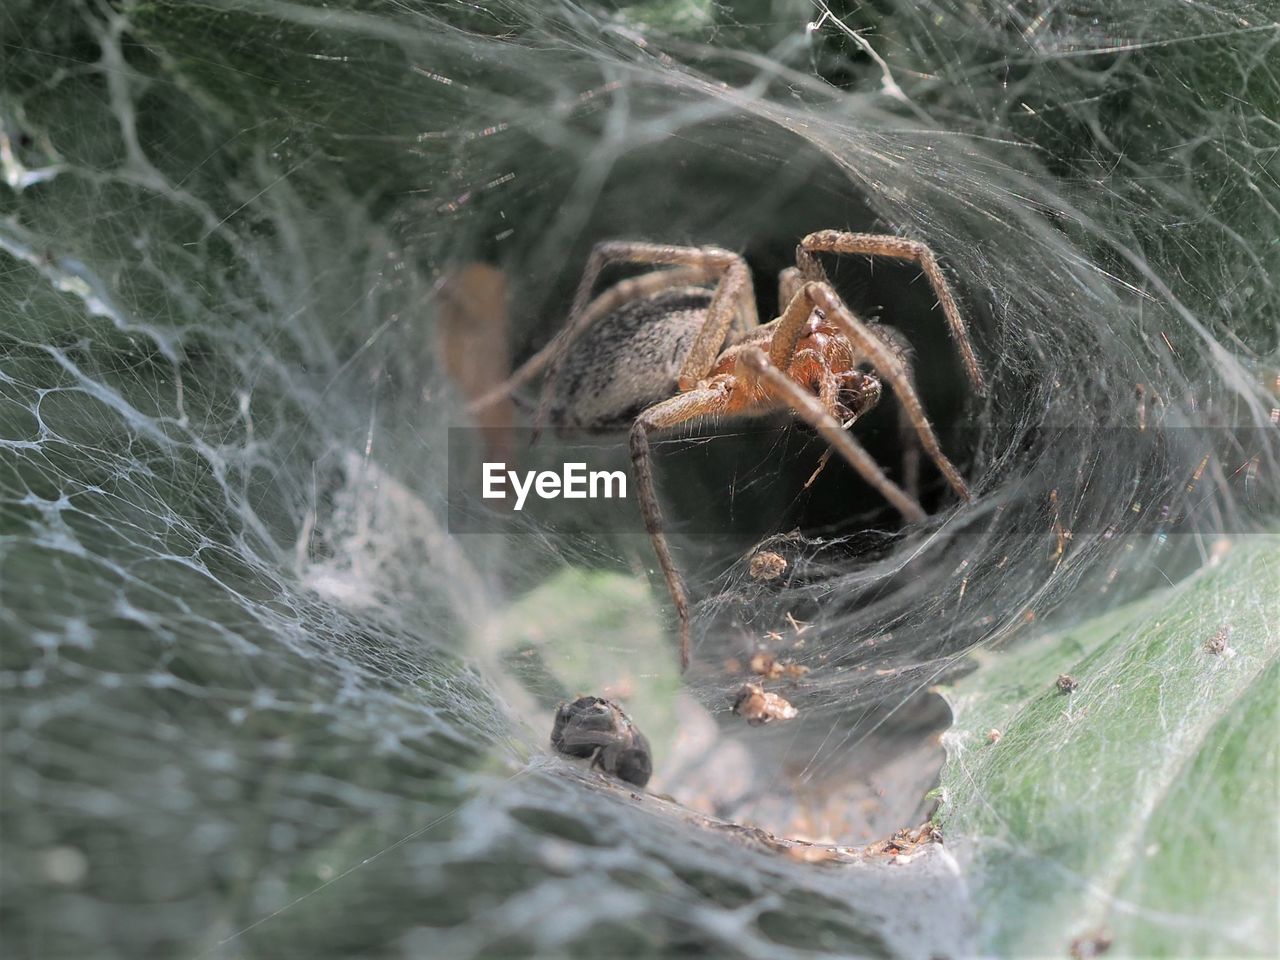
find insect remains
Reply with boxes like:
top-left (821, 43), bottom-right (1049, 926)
top-left (471, 231), bottom-right (986, 670)
top-left (550, 696), bottom-right (652, 787)
top-left (732, 683), bottom-right (798, 725)
top-left (748, 550), bottom-right (788, 581)
top-left (1204, 626), bottom-right (1232, 655)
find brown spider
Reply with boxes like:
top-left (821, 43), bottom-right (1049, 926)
top-left (469, 231), bottom-right (987, 670)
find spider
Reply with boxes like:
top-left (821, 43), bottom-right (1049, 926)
top-left (469, 231), bottom-right (987, 670)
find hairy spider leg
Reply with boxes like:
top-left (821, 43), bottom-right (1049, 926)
top-left (767, 266), bottom-right (840, 372)
top-left (898, 401), bottom-right (922, 500)
top-left (840, 319), bottom-right (922, 497)
top-left (629, 387), bottom-right (732, 671)
top-left (466, 264), bottom-right (719, 414)
top-left (797, 231), bottom-right (985, 497)
top-left (789, 281), bottom-right (972, 501)
top-left (798, 230), bottom-right (987, 396)
top-left (778, 265), bottom-right (804, 309)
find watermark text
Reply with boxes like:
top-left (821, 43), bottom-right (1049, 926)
top-left (482, 462), bottom-right (627, 510)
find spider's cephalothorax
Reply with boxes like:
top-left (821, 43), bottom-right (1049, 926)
top-left (470, 231), bottom-right (987, 670)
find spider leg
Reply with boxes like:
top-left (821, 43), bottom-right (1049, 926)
top-left (800, 354), bottom-right (844, 486)
top-left (675, 255), bottom-right (754, 388)
top-left (737, 349), bottom-right (926, 522)
top-left (630, 386), bottom-right (733, 671)
top-left (849, 317), bottom-right (923, 499)
top-left (767, 274), bottom-right (828, 371)
top-left (778, 266), bottom-right (804, 309)
top-left (466, 264), bottom-right (716, 415)
top-left (797, 281), bottom-right (972, 501)
top-left (898, 402), bottom-right (922, 500)
top-left (798, 230), bottom-right (987, 396)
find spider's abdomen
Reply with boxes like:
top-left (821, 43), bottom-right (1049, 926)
top-left (548, 287), bottom-right (712, 428)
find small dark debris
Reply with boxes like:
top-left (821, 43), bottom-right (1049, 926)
top-left (1056, 674), bottom-right (1078, 694)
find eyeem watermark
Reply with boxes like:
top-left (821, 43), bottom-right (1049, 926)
top-left (448, 426), bottom-right (1276, 534)
top-left (483, 462), bottom-right (628, 511)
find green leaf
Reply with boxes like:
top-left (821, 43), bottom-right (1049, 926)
top-left (938, 536), bottom-right (1280, 957)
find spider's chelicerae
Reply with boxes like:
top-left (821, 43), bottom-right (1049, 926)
top-left (470, 231), bottom-right (987, 670)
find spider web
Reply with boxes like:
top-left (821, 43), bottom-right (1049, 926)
top-left (1, 1), bottom-right (1277, 957)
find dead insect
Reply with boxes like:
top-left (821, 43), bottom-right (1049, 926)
top-left (986, 728), bottom-right (1003, 744)
top-left (550, 696), bottom-right (652, 787)
top-left (732, 683), bottom-right (798, 725)
top-left (470, 232), bottom-right (987, 670)
top-left (749, 550), bottom-right (788, 581)
top-left (1056, 674), bottom-right (1078, 694)
top-left (1205, 626), bottom-right (1231, 655)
